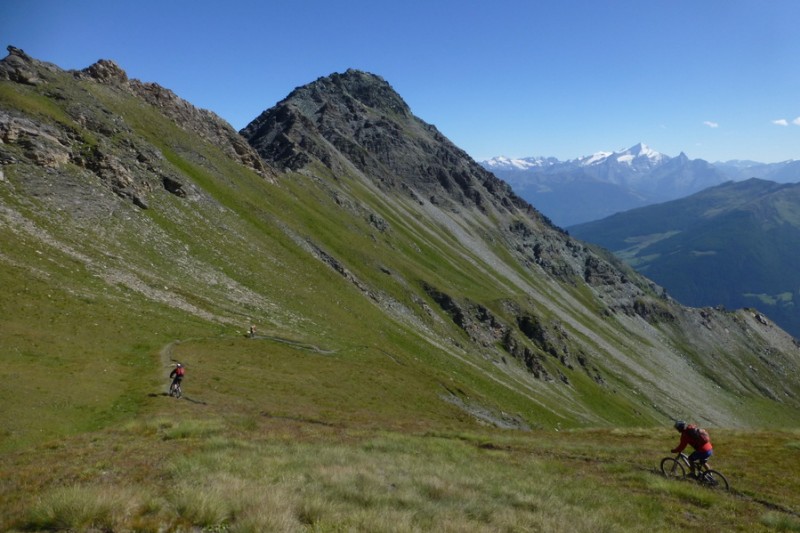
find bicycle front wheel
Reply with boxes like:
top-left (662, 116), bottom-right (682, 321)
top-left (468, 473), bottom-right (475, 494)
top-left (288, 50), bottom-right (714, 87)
top-left (701, 469), bottom-right (729, 491)
top-left (660, 457), bottom-right (686, 479)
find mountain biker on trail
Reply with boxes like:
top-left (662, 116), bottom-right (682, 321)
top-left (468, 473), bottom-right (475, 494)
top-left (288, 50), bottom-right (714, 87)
top-left (671, 420), bottom-right (713, 476)
top-left (169, 363), bottom-right (185, 391)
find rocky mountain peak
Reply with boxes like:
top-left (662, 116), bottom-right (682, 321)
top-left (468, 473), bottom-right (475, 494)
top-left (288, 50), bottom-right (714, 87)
top-left (242, 69), bottom-right (533, 219)
top-left (295, 69), bottom-right (411, 116)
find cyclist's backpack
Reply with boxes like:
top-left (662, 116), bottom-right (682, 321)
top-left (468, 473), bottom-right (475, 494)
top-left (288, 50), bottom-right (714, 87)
top-left (688, 425), bottom-right (710, 446)
top-left (175, 366), bottom-right (185, 377)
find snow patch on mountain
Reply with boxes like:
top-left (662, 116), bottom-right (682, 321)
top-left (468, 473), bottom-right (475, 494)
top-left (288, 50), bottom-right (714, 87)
top-left (580, 151), bottom-right (613, 166)
top-left (483, 155), bottom-right (558, 171)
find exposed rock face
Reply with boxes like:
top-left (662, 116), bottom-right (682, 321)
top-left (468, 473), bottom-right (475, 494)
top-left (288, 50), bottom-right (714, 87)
top-left (0, 111), bottom-right (71, 167)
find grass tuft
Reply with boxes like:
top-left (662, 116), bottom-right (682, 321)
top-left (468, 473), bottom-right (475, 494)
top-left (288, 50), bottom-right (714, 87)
top-left (172, 484), bottom-right (233, 528)
top-left (25, 484), bottom-right (143, 531)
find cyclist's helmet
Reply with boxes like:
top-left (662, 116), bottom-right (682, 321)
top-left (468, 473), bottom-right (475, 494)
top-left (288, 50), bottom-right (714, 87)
top-left (674, 420), bottom-right (687, 431)
top-left (176, 363), bottom-right (182, 367)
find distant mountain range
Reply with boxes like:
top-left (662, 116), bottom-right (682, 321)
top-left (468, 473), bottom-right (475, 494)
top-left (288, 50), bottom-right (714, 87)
top-left (569, 178), bottom-right (800, 338)
top-left (481, 144), bottom-right (799, 227)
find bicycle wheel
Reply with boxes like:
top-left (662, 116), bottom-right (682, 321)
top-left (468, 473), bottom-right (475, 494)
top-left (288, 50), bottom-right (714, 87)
top-left (660, 457), bottom-right (686, 479)
top-left (701, 469), bottom-right (729, 491)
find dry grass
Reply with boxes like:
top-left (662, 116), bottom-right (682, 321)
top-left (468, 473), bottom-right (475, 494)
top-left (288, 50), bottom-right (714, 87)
top-left (4, 419), bottom-right (799, 532)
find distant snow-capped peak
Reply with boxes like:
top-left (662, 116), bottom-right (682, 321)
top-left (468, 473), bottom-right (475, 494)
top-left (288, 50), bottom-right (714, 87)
top-left (579, 143), bottom-right (667, 167)
top-left (618, 142), bottom-right (666, 163)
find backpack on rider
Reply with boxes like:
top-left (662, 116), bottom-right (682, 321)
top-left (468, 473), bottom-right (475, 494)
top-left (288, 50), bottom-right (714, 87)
top-left (687, 424), bottom-right (710, 447)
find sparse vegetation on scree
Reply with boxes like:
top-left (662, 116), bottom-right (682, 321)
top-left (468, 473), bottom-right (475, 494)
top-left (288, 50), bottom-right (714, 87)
top-left (2, 48), bottom-right (800, 531)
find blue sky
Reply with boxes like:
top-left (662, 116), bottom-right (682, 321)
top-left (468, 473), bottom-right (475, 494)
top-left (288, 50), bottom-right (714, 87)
top-left (3, 0), bottom-right (799, 163)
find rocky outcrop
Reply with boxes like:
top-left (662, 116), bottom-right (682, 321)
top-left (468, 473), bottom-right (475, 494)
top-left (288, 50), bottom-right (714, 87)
top-left (81, 58), bottom-right (128, 84)
top-left (0, 46), bottom-right (274, 210)
top-left (0, 111), bottom-right (71, 167)
top-left (0, 46), bottom-right (56, 85)
top-left (421, 282), bottom-right (612, 384)
top-left (0, 105), bottom-right (180, 209)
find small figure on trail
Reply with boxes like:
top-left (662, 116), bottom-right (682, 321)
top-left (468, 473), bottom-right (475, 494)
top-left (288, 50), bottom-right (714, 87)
top-left (248, 324), bottom-right (256, 338)
top-left (671, 420), bottom-right (713, 476)
top-left (169, 363), bottom-right (185, 394)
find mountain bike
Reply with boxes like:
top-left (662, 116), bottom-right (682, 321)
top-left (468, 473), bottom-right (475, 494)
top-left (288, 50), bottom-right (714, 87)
top-left (660, 452), bottom-right (729, 490)
top-left (169, 381), bottom-right (182, 399)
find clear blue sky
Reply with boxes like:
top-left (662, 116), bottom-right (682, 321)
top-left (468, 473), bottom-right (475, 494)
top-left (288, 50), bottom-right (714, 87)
top-left (3, 0), bottom-right (799, 163)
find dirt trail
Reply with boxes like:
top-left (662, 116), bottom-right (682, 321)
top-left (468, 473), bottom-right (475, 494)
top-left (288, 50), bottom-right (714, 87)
top-left (159, 339), bottom-right (180, 368)
top-left (248, 334), bottom-right (337, 355)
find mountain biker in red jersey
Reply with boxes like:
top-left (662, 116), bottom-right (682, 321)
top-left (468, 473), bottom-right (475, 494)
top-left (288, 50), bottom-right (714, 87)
top-left (169, 363), bottom-right (185, 390)
top-left (672, 420), bottom-right (713, 476)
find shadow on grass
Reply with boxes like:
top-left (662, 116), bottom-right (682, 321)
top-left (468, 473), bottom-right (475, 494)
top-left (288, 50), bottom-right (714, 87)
top-left (146, 392), bottom-right (207, 405)
top-left (181, 395), bottom-right (207, 405)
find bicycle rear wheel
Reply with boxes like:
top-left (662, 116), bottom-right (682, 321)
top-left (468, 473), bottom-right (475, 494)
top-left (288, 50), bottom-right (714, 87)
top-left (701, 469), bottom-right (729, 491)
top-left (660, 457), bottom-right (686, 479)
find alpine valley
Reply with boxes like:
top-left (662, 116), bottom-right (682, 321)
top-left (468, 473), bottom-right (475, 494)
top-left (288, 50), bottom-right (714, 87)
top-left (569, 178), bottom-right (800, 339)
top-left (482, 145), bottom-right (799, 227)
top-left (2, 47), bottom-right (800, 530)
